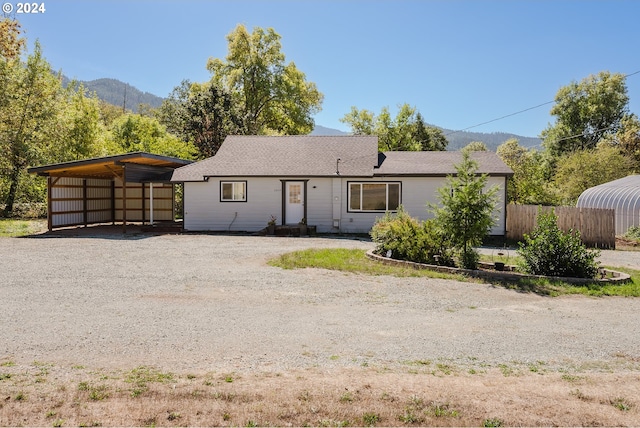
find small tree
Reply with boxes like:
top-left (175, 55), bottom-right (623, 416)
top-left (431, 151), bottom-right (499, 269)
top-left (518, 208), bottom-right (600, 278)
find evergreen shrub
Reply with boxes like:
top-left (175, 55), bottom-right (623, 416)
top-left (518, 208), bottom-right (600, 278)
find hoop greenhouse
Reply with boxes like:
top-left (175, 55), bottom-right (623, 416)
top-left (577, 175), bottom-right (640, 235)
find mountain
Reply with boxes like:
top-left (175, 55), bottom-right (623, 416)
top-left (64, 76), bottom-right (542, 149)
top-left (311, 125), bottom-right (542, 150)
top-left (310, 125), bottom-right (349, 136)
top-left (62, 77), bottom-right (164, 112)
top-left (441, 129), bottom-right (542, 151)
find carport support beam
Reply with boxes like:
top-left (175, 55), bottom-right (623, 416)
top-left (149, 182), bottom-right (154, 225)
top-left (121, 164), bottom-right (127, 234)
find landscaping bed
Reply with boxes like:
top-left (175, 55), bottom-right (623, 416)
top-left (366, 250), bottom-right (632, 284)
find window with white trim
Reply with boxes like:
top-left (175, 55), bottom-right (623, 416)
top-left (348, 182), bottom-right (400, 212)
top-left (220, 181), bottom-right (247, 202)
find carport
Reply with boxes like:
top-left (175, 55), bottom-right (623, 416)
top-left (28, 152), bottom-right (192, 232)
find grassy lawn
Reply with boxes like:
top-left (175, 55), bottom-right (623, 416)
top-left (269, 248), bottom-right (466, 281)
top-left (0, 219), bottom-right (47, 237)
top-left (269, 248), bottom-right (640, 297)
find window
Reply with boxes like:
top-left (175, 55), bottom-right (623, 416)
top-left (348, 182), bottom-right (400, 212)
top-left (220, 181), bottom-right (247, 202)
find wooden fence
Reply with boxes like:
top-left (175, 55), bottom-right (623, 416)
top-left (506, 205), bottom-right (616, 249)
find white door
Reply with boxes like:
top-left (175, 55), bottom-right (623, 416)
top-left (285, 181), bottom-right (305, 224)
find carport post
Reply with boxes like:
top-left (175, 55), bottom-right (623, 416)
top-left (149, 182), bottom-right (154, 225)
top-left (122, 164), bottom-right (127, 234)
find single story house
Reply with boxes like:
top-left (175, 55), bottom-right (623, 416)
top-left (171, 135), bottom-right (513, 234)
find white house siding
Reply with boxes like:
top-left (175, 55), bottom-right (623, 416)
top-left (337, 176), bottom-right (507, 235)
top-left (305, 178), bottom-right (334, 232)
top-left (183, 175), bottom-right (507, 235)
top-left (184, 177), bottom-right (287, 231)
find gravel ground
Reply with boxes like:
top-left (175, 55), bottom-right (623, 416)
top-left (2, 229), bottom-right (640, 374)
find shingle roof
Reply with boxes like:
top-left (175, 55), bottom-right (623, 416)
top-left (171, 135), bottom-right (379, 181)
top-left (375, 151), bottom-right (513, 176)
top-left (171, 136), bottom-right (513, 182)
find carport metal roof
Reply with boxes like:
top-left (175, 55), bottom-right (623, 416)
top-left (28, 152), bottom-right (192, 182)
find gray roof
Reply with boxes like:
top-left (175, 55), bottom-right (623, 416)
top-left (171, 136), bottom-right (513, 182)
top-left (171, 135), bottom-right (379, 181)
top-left (375, 151), bottom-right (513, 176)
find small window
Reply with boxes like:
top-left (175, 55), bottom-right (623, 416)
top-left (220, 181), bottom-right (247, 202)
top-left (348, 182), bottom-right (400, 212)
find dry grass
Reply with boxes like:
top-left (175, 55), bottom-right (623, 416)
top-left (1, 362), bottom-right (638, 427)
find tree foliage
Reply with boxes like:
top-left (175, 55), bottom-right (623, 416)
top-left (0, 18), bottom-right (25, 60)
top-left (207, 24), bottom-right (323, 135)
top-left (0, 36), bottom-right (61, 215)
top-left (497, 138), bottom-right (556, 205)
top-left (183, 82), bottom-right (243, 158)
top-left (462, 141), bottom-right (488, 152)
top-left (413, 113), bottom-right (448, 151)
top-left (553, 144), bottom-right (634, 204)
top-left (430, 151), bottom-right (499, 269)
top-left (340, 104), bottom-right (448, 151)
top-left (107, 113), bottom-right (197, 159)
top-left (542, 71), bottom-right (629, 157)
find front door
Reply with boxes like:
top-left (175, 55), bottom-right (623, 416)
top-left (285, 181), bottom-right (305, 224)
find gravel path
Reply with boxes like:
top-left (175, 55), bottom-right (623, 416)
top-left (2, 231), bottom-right (640, 374)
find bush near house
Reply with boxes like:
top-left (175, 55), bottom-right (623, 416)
top-left (518, 208), bottom-right (601, 278)
top-left (370, 206), bottom-right (455, 266)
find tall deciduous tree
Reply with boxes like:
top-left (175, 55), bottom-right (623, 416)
top-left (51, 83), bottom-right (106, 161)
top-left (553, 144), bottom-right (634, 204)
top-left (0, 35), bottom-right (61, 215)
top-left (207, 24), bottom-right (323, 135)
top-left (183, 82), bottom-right (244, 158)
top-left (496, 138), bottom-right (556, 205)
top-left (108, 113), bottom-right (198, 160)
top-left (0, 18), bottom-right (25, 60)
top-left (541, 71), bottom-right (629, 157)
top-left (600, 113), bottom-right (640, 168)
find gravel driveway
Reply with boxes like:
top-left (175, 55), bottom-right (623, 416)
top-left (2, 231), bottom-right (640, 374)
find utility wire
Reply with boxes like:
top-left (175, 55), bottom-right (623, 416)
top-left (444, 101), bottom-right (554, 136)
top-left (444, 69), bottom-right (640, 137)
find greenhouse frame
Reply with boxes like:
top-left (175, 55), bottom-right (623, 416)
top-left (577, 175), bottom-right (640, 235)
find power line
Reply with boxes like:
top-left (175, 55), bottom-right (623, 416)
top-left (444, 101), bottom-right (554, 136)
top-left (444, 69), bottom-right (640, 138)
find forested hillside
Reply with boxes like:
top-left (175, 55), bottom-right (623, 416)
top-left (62, 76), bottom-right (164, 113)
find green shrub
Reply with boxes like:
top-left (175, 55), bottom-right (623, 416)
top-left (518, 208), bottom-right (600, 278)
top-left (370, 206), bottom-right (454, 266)
top-left (623, 225), bottom-right (640, 241)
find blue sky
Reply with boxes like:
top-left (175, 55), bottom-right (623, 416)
top-left (13, 0), bottom-right (640, 138)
